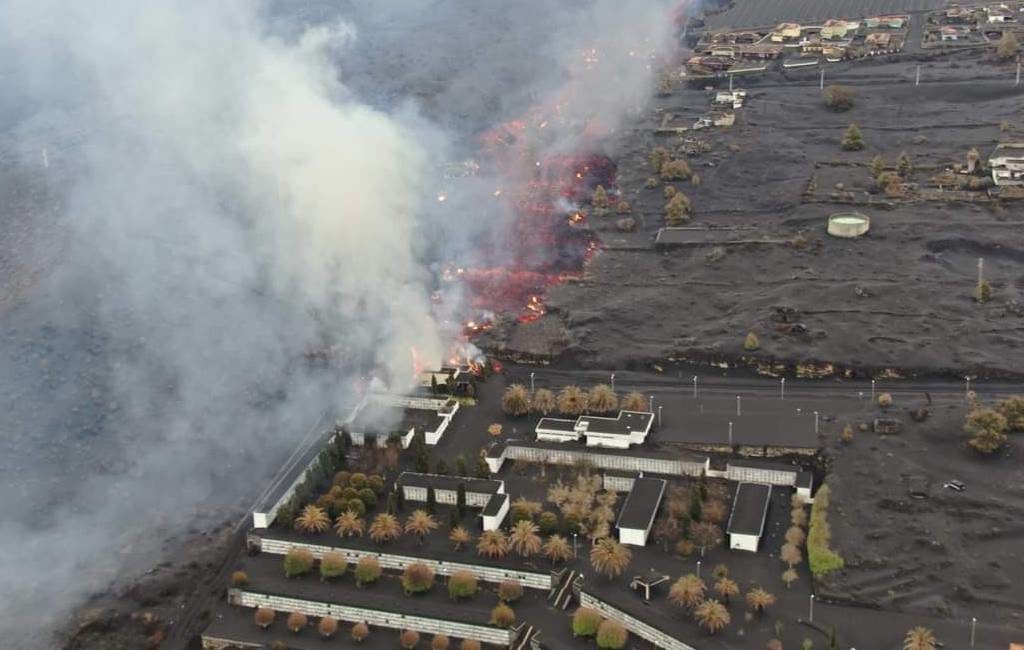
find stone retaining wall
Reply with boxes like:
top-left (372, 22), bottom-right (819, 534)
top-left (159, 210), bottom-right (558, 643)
top-left (579, 590), bottom-right (697, 650)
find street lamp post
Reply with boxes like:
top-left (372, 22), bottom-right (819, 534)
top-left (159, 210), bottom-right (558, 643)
top-left (809, 594), bottom-right (815, 623)
top-left (658, 405), bottom-right (663, 428)
top-left (736, 395), bottom-right (741, 416)
top-left (649, 395), bottom-right (655, 413)
top-left (696, 560), bottom-right (702, 579)
top-left (572, 532), bottom-right (578, 558)
top-left (970, 616), bottom-right (977, 649)
top-left (530, 372), bottom-right (535, 393)
top-left (692, 375), bottom-right (698, 398)
top-left (814, 411), bottom-right (820, 434)
top-left (871, 379), bottom-right (876, 401)
top-left (965, 376), bottom-right (971, 397)
top-left (728, 421), bottom-right (733, 447)
top-left (780, 377), bottom-right (785, 400)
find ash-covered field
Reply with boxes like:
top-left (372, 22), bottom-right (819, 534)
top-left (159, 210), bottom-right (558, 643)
top-left (488, 54), bottom-right (1024, 378)
top-left (824, 395), bottom-right (1024, 628)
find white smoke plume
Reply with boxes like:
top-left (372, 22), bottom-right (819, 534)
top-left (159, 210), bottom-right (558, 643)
top-left (0, 0), bottom-right (679, 645)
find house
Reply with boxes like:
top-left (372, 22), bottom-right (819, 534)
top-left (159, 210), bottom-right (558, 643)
top-left (535, 410), bottom-right (655, 448)
top-left (736, 43), bottom-right (785, 59)
top-left (987, 4), bottom-right (1015, 22)
top-left (485, 439), bottom-right (711, 477)
top-left (990, 142), bottom-right (1024, 185)
top-left (727, 483), bottom-right (772, 552)
top-left (734, 31), bottom-right (760, 44)
top-left (419, 366), bottom-right (475, 396)
top-left (770, 22), bottom-right (802, 42)
top-left (821, 19), bottom-right (853, 40)
top-left (693, 111), bottom-right (736, 129)
top-left (800, 35), bottom-right (824, 53)
top-left (865, 15), bottom-right (906, 29)
top-left (945, 6), bottom-right (974, 23)
top-left (823, 44), bottom-right (848, 61)
top-left (616, 477), bottom-right (667, 546)
top-left (941, 25), bottom-right (965, 40)
top-left (481, 493), bottom-right (509, 531)
top-left (396, 472), bottom-right (504, 508)
top-left (709, 44), bottom-right (738, 57)
top-left (714, 89), bottom-right (746, 109)
top-left (865, 32), bottom-right (893, 50)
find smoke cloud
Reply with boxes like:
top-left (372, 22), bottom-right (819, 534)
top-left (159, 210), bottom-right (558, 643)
top-left (0, 0), bottom-right (677, 645)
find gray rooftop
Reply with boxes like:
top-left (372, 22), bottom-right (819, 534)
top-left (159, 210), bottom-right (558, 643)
top-left (397, 472), bottom-right (502, 495)
top-left (726, 482), bottom-right (772, 537)
top-left (616, 477), bottom-right (667, 531)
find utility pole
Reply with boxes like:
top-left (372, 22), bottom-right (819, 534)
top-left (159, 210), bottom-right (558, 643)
top-left (814, 411), bottom-right (820, 433)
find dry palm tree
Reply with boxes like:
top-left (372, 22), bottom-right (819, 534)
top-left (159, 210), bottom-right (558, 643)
top-left (780, 543), bottom-right (803, 568)
top-left (449, 525), bottom-right (472, 551)
top-left (368, 513), bottom-right (401, 545)
top-left (745, 587), bottom-right (776, 614)
top-left (477, 530), bottom-right (509, 559)
top-left (334, 511), bottom-right (365, 538)
top-left (531, 388), bottom-right (556, 415)
top-left (588, 384), bottom-right (619, 414)
top-left (621, 391), bottom-right (648, 412)
top-left (595, 490), bottom-right (619, 509)
top-left (669, 574), bottom-right (707, 609)
top-left (542, 535), bottom-right (573, 565)
top-left (782, 568), bottom-right (799, 589)
top-left (694, 599), bottom-right (730, 634)
top-left (404, 509), bottom-right (439, 545)
top-left (557, 385), bottom-right (589, 416)
top-left (691, 521), bottom-right (723, 553)
top-left (903, 626), bottom-right (937, 650)
top-left (791, 507), bottom-right (808, 528)
top-left (589, 538), bottom-right (632, 579)
top-left (511, 497), bottom-right (543, 519)
top-left (509, 520), bottom-right (542, 557)
top-left (546, 481), bottom-right (572, 508)
top-left (501, 384), bottom-right (531, 416)
top-left (714, 577), bottom-right (739, 604)
top-left (294, 505), bottom-right (331, 534)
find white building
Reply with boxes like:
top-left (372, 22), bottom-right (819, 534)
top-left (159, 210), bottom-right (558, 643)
top-left (727, 482), bottom-right (772, 552)
top-left (486, 440), bottom-right (710, 478)
top-left (534, 410), bottom-right (654, 449)
top-left (616, 476), bottom-right (667, 546)
top-left (344, 393), bottom-right (459, 446)
top-left (396, 472), bottom-right (504, 509)
top-left (481, 493), bottom-right (509, 531)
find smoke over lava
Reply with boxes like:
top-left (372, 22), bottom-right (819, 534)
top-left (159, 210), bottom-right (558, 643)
top-left (0, 0), bottom-right (679, 644)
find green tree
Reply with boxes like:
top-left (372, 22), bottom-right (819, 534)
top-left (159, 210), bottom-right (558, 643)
top-left (572, 608), bottom-right (603, 637)
top-left (743, 331), bottom-right (760, 351)
top-left (455, 454), bottom-right (468, 476)
top-left (870, 155), bottom-right (885, 178)
top-left (841, 123), bottom-right (865, 151)
top-left (897, 151), bottom-right (912, 177)
top-left (426, 485), bottom-right (437, 514)
top-left (474, 457), bottom-right (490, 478)
top-left (435, 458), bottom-right (449, 475)
top-left (283, 548), bottom-right (314, 578)
top-left (997, 395), bottom-right (1024, 430)
top-left (319, 551), bottom-right (347, 581)
top-left (596, 619), bottom-right (628, 649)
top-left (592, 185), bottom-right (609, 209)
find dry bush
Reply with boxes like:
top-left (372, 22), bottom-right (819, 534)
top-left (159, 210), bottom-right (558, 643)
top-left (743, 331), bottom-right (760, 351)
top-left (490, 603), bottom-right (516, 628)
top-left (531, 388), bottom-right (556, 415)
top-left (253, 607), bottom-right (275, 629)
top-left (498, 579), bottom-right (524, 603)
top-left (369, 513), bottom-right (402, 544)
top-left (660, 159), bottom-right (692, 181)
top-left (286, 611), bottom-right (308, 633)
top-left (351, 621), bottom-right (370, 642)
top-left (501, 383), bottom-right (530, 416)
top-left (399, 629), bottom-right (420, 649)
top-left (401, 562), bottom-right (436, 595)
top-left (557, 385), bottom-right (589, 415)
top-left (318, 616), bottom-right (339, 638)
top-left (294, 505), bottom-right (331, 534)
top-left (230, 570), bottom-right (248, 587)
top-left (448, 570), bottom-right (478, 600)
top-left (354, 556), bottom-right (382, 587)
top-left (431, 634), bottom-right (451, 650)
top-left (664, 192), bottom-right (691, 226)
top-left (460, 641), bottom-right (481, 650)
top-left (283, 547), bottom-right (315, 578)
top-left (596, 619), bottom-right (628, 649)
top-left (823, 85), bottom-right (854, 112)
top-left (588, 384), bottom-right (619, 413)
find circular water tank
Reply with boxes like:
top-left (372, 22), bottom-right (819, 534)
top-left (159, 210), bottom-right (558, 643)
top-left (827, 212), bottom-right (870, 238)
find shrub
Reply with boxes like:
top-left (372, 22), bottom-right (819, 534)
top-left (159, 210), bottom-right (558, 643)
top-left (283, 547), bottom-right (315, 578)
top-left (691, 173), bottom-right (701, 186)
top-left (368, 474), bottom-right (385, 493)
top-left (254, 607), bottom-right (275, 629)
top-left (448, 570), bottom-right (478, 600)
top-left (400, 629), bottom-right (420, 649)
top-left (333, 470), bottom-right (351, 487)
top-left (318, 616), bottom-right (339, 638)
top-left (897, 151), bottom-right (912, 177)
top-left (976, 279), bottom-right (992, 303)
top-left (498, 580), bottom-right (524, 603)
top-left (650, 147), bottom-right (670, 172)
top-left (664, 185), bottom-right (677, 199)
top-left (402, 563), bottom-right (435, 595)
top-left (320, 551), bottom-right (347, 581)
top-left (592, 185), bottom-right (609, 208)
top-left (997, 395), bottom-right (1024, 431)
top-left (460, 640), bottom-right (481, 650)
top-left (615, 200), bottom-right (632, 215)
top-left (877, 392), bottom-right (892, 408)
top-left (354, 556), bottom-right (382, 587)
top-left (358, 487), bottom-right (377, 507)
top-left (996, 31), bottom-right (1020, 61)
top-left (572, 607), bottom-right (603, 637)
top-left (346, 498), bottom-right (367, 517)
top-left (644, 176), bottom-right (659, 189)
top-left (490, 603), bottom-right (516, 628)
top-left (538, 511), bottom-right (560, 534)
top-left (665, 192), bottom-right (691, 226)
top-left (807, 485), bottom-right (845, 577)
top-left (870, 155), bottom-right (885, 178)
top-left (230, 570), bottom-right (248, 587)
top-left (431, 634), bottom-right (451, 650)
top-left (841, 123), bottom-right (865, 151)
top-left (965, 408), bottom-right (1008, 454)
top-left (287, 611), bottom-right (308, 633)
top-left (596, 619), bottom-right (628, 649)
top-left (660, 159), bottom-right (692, 181)
top-left (840, 424), bottom-right (854, 444)
top-left (823, 85), bottom-right (854, 112)
top-left (349, 472), bottom-right (367, 489)
top-left (743, 331), bottom-right (760, 351)
top-left (351, 621), bottom-right (370, 643)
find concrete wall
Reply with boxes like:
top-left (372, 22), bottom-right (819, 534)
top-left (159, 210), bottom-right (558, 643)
top-left (579, 591), bottom-right (697, 650)
top-left (601, 474), bottom-right (636, 492)
top-left (726, 464), bottom-right (797, 487)
top-left (401, 485), bottom-right (493, 508)
top-left (229, 589), bottom-right (512, 646)
top-left (495, 444), bottom-right (708, 478)
top-left (618, 527), bottom-right (648, 547)
top-left (253, 535), bottom-right (553, 589)
top-left (253, 432), bottom-right (339, 529)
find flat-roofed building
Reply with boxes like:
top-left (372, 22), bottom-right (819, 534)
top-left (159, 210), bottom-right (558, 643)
top-left (534, 410), bottom-right (655, 448)
top-left (990, 143), bottom-right (1024, 186)
top-left (486, 439), bottom-right (710, 478)
top-left (481, 493), bottom-right (509, 531)
top-left (616, 477), bottom-right (667, 546)
top-left (727, 483), bottom-right (772, 552)
top-left (397, 472), bottom-right (504, 508)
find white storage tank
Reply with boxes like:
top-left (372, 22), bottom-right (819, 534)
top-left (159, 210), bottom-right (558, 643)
top-left (827, 212), bottom-right (870, 238)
